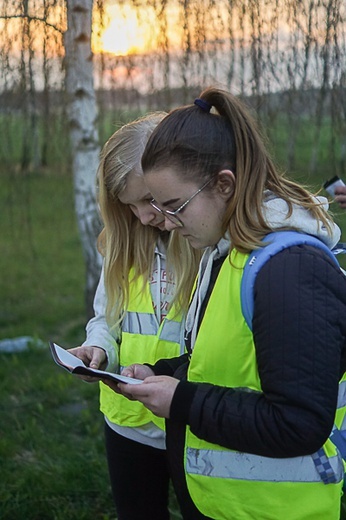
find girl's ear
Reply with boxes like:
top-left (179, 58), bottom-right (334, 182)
top-left (216, 169), bottom-right (235, 199)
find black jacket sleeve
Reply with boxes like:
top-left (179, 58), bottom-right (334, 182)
top-left (169, 245), bottom-right (346, 457)
top-left (147, 352), bottom-right (190, 377)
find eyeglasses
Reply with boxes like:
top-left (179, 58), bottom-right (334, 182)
top-left (150, 177), bottom-right (213, 227)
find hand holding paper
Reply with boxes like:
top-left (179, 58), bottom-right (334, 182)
top-left (49, 342), bottom-right (143, 385)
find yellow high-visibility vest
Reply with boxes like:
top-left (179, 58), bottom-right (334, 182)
top-left (100, 273), bottom-right (184, 430)
top-left (185, 250), bottom-right (344, 520)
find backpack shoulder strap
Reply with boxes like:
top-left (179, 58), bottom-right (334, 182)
top-left (241, 231), bottom-right (340, 330)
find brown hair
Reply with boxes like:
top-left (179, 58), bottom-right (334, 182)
top-left (142, 87), bottom-right (333, 253)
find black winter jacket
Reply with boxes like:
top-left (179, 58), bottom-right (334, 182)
top-left (151, 245), bottom-right (346, 519)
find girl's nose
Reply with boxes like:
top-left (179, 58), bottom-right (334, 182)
top-left (164, 216), bottom-right (179, 231)
top-left (137, 207), bottom-right (156, 226)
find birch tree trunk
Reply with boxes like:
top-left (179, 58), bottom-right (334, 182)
top-left (64, 0), bottom-right (102, 318)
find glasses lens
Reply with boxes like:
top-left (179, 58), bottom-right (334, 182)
top-left (150, 200), bottom-right (183, 227)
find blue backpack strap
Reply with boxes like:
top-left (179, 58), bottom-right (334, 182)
top-left (241, 231), bottom-right (346, 483)
top-left (241, 231), bottom-right (340, 330)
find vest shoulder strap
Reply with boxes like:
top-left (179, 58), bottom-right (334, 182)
top-left (241, 231), bottom-right (341, 330)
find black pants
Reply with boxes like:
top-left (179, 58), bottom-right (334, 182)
top-left (104, 422), bottom-right (171, 520)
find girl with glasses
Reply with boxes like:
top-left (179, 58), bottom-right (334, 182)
top-left (68, 113), bottom-right (200, 520)
top-left (105, 88), bottom-right (346, 520)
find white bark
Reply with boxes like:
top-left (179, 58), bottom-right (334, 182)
top-left (64, 0), bottom-right (102, 317)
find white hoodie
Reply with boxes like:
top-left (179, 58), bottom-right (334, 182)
top-left (262, 191), bottom-right (341, 248)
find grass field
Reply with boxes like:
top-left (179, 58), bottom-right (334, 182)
top-left (0, 139), bottom-right (346, 518)
top-left (0, 173), bottom-right (114, 519)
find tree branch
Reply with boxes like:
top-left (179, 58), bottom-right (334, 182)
top-left (0, 14), bottom-right (63, 34)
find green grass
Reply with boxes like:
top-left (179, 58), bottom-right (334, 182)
top-left (0, 172), bottom-right (86, 343)
top-left (0, 109), bottom-right (150, 173)
top-left (259, 112), bottom-right (345, 186)
top-left (0, 343), bottom-right (116, 519)
top-left (0, 112), bottom-right (70, 170)
top-left (0, 171), bottom-right (113, 519)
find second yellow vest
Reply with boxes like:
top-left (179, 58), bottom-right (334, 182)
top-left (100, 273), bottom-right (184, 430)
top-left (185, 250), bottom-right (344, 520)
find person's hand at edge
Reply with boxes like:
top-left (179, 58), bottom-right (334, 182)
top-left (335, 185), bottom-right (346, 209)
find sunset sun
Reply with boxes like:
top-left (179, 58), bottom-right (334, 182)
top-left (97, 5), bottom-right (151, 56)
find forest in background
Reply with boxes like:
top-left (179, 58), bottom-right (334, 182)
top-left (1, 0), bottom-right (345, 178)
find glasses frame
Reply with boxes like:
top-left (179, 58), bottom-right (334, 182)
top-left (150, 177), bottom-right (213, 227)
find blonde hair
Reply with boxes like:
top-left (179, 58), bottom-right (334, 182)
top-left (142, 88), bottom-right (334, 253)
top-left (97, 113), bottom-right (200, 327)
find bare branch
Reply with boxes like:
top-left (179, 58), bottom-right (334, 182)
top-left (0, 14), bottom-right (63, 34)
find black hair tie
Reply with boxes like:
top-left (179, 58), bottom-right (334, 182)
top-left (194, 98), bottom-right (212, 113)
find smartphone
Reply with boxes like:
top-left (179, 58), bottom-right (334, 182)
top-left (323, 176), bottom-right (346, 197)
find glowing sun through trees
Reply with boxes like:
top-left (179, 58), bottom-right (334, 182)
top-left (95, 4), bottom-right (152, 56)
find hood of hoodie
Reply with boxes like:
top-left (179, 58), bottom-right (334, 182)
top-left (262, 191), bottom-right (341, 249)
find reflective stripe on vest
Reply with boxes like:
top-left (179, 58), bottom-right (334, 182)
top-left (122, 311), bottom-right (182, 343)
top-left (187, 366), bottom-right (346, 485)
top-left (122, 312), bottom-right (157, 336)
top-left (186, 447), bottom-right (344, 483)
